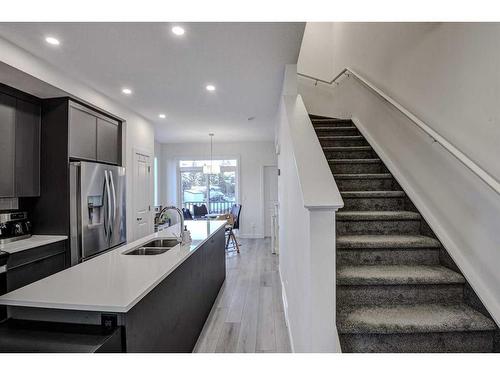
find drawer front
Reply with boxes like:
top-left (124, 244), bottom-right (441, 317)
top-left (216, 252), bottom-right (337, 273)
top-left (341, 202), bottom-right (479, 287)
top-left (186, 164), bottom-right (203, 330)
top-left (7, 240), bottom-right (66, 270)
top-left (7, 251), bottom-right (66, 292)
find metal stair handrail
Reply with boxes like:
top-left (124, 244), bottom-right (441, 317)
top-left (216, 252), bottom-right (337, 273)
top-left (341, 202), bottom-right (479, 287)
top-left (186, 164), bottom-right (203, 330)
top-left (297, 68), bottom-right (500, 196)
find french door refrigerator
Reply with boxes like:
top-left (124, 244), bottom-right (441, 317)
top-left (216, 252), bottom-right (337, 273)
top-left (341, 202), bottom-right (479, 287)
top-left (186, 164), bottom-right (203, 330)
top-left (70, 161), bottom-right (126, 265)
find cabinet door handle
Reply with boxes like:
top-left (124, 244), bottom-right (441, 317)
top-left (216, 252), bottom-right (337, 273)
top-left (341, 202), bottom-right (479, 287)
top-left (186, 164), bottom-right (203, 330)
top-left (137, 217), bottom-right (142, 221)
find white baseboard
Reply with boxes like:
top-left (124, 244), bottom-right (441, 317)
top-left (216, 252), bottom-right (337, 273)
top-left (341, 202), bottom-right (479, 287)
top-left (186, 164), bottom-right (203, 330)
top-left (279, 266), bottom-right (295, 353)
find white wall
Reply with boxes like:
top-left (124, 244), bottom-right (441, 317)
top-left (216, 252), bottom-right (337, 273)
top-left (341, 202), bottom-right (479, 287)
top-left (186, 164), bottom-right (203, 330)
top-left (296, 23), bottom-right (500, 325)
top-left (298, 22), bottom-right (500, 181)
top-left (276, 65), bottom-right (343, 352)
top-left (158, 141), bottom-right (277, 238)
top-left (0, 36), bottom-right (155, 240)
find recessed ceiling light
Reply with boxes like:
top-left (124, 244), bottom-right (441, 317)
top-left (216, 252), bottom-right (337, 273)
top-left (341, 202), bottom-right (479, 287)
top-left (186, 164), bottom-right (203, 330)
top-left (158, 113), bottom-right (166, 119)
top-left (171, 26), bottom-right (185, 36)
top-left (121, 88), bottom-right (132, 95)
top-left (206, 85), bottom-right (216, 92)
top-left (45, 36), bottom-right (60, 46)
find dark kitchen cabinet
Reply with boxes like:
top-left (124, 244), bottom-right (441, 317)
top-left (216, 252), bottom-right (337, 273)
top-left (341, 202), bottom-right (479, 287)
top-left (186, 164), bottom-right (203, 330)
top-left (0, 93), bottom-right (16, 197)
top-left (28, 98), bottom-right (122, 238)
top-left (6, 240), bottom-right (66, 292)
top-left (0, 86), bottom-right (41, 198)
top-left (203, 230), bottom-right (226, 313)
top-left (97, 117), bottom-right (119, 165)
top-left (124, 227), bottom-right (226, 352)
top-left (0, 320), bottom-right (122, 353)
top-left (15, 99), bottom-right (41, 197)
top-left (69, 101), bottom-right (121, 165)
top-left (69, 103), bottom-right (97, 161)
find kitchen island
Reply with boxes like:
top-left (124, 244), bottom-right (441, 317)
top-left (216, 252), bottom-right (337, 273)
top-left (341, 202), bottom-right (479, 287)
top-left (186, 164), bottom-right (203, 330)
top-left (0, 220), bottom-right (227, 352)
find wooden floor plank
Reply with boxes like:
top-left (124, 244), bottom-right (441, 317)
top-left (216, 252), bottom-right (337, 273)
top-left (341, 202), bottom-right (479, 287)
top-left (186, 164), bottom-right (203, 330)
top-left (256, 286), bottom-right (276, 352)
top-left (235, 259), bottom-right (260, 352)
top-left (215, 322), bottom-right (241, 353)
top-left (226, 272), bottom-right (250, 323)
top-left (194, 307), bottom-right (228, 353)
top-left (194, 238), bottom-right (291, 353)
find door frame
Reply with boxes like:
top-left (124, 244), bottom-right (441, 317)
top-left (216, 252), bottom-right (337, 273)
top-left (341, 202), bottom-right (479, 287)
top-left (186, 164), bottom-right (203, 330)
top-left (132, 147), bottom-right (153, 241)
top-left (261, 164), bottom-right (278, 238)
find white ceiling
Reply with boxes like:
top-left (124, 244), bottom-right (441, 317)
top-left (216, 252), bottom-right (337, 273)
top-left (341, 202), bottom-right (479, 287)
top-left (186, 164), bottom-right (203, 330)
top-left (0, 23), bottom-right (304, 143)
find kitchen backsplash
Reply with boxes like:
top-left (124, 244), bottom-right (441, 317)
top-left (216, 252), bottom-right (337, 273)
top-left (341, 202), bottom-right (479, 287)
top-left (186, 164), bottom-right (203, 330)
top-left (0, 198), bottom-right (19, 210)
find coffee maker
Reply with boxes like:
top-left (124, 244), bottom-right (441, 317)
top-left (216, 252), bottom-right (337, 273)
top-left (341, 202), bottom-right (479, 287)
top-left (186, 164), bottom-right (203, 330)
top-left (0, 211), bottom-right (32, 245)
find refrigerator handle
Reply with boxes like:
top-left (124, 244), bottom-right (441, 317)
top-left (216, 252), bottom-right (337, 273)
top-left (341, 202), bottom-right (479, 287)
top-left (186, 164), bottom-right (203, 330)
top-left (109, 170), bottom-right (117, 228)
top-left (102, 171), bottom-right (108, 240)
top-left (104, 170), bottom-right (112, 239)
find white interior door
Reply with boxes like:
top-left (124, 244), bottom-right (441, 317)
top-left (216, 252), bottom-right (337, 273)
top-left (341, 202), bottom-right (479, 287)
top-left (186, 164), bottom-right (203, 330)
top-left (133, 152), bottom-right (151, 240)
top-left (263, 166), bottom-right (278, 237)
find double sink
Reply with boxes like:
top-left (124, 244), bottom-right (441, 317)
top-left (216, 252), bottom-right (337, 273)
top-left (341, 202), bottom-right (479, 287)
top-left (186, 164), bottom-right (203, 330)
top-left (123, 238), bottom-right (180, 256)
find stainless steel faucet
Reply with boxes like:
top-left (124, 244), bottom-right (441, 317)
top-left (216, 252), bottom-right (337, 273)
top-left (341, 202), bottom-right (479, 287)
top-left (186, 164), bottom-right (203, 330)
top-left (158, 206), bottom-right (185, 243)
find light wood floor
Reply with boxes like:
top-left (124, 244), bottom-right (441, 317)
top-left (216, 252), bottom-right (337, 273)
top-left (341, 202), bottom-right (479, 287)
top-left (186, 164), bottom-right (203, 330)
top-left (193, 238), bottom-right (292, 353)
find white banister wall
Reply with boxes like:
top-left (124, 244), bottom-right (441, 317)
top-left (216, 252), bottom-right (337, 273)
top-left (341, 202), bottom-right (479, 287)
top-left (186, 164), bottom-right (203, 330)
top-left (276, 64), bottom-right (343, 352)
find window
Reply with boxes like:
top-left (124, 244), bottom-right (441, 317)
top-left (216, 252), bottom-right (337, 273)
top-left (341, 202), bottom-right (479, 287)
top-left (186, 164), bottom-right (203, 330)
top-left (179, 159), bottom-right (238, 214)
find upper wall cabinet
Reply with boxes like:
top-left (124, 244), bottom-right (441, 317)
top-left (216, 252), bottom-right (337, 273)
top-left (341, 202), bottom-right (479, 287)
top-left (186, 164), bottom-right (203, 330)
top-left (68, 101), bottom-right (121, 165)
top-left (96, 117), bottom-right (119, 165)
top-left (69, 104), bottom-right (97, 161)
top-left (0, 89), bottom-right (40, 198)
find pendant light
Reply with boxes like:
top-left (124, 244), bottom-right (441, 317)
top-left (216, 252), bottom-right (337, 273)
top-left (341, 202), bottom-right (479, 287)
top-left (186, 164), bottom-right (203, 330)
top-left (203, 133), bottom-right (220, 174)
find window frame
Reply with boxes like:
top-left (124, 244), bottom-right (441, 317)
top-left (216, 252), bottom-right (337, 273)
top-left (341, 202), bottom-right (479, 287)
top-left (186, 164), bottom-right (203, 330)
top-left (176, 155), bottom-right (241, 213)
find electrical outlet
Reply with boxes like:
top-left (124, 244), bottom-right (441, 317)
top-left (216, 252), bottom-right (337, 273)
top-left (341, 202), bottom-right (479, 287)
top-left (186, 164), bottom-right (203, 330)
top-left (101, 314), bottom-right (118, 333)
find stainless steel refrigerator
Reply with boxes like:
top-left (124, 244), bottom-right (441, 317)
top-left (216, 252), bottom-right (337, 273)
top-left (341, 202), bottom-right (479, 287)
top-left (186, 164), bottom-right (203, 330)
top-left (70, 161), bottom-right (126, 265)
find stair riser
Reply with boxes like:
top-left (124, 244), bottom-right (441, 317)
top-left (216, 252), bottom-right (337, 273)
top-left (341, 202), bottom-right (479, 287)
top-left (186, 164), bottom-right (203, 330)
top-left (342, 197), bottom-right (407, 211)
top-left (319, 138), bottom-right (368, 147)
top-left (330, 162), bottom-right (387, 174)
top-left (337, 284), bottom-right (464, 305)
top-left (323, 149), bottom-right (378, 159)
top-left (315, 128), bottom-right (360, 137)
top-left (335, 178), bottom-right (398, 191)
top-left (337, 219), bottom-right (421, 235)
top-left (339, 331), bottom-right (494, 353)
top-left (337, 248), bottom-right (440, 266)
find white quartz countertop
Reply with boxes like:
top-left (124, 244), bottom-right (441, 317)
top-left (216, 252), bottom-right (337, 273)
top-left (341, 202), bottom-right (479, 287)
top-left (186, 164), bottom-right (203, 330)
top-left (0, 220), bottom-right (226, 313)
top-left (0, 235), bottom-right (68, 254)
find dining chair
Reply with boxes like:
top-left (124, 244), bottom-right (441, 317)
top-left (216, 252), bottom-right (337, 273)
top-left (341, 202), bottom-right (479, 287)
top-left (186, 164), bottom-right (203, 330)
top-left (225, 204), bottom-right (241, 253)
top-left (193, 204), bottom-right (208, 219)
top-left (182, 208), bottom-right (193, 220)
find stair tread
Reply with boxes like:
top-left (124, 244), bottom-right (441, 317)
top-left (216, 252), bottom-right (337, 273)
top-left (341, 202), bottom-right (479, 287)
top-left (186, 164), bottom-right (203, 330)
top-left (337, 211), bottom-right (420, 221)
top-left (337, 303), bottom-right (496, 334)
top-left (328, 158), bottom-right (381, 164)
top-left (316, 126), bottom-right (357, 130)
top-left (318, 135), bottom-right (364, 139)
top-left (337, 234), bottom-right (441, 249)
top-left (341, 191), bottom-right (406, 198)
top-left (323, 146), bottom-right (372, 150)
top-left (334, 173), bottom-right (393, 179)
top-left (311, 118), bottom-right (351, 122)
top-left (337, 265), bottom-right (465, 285)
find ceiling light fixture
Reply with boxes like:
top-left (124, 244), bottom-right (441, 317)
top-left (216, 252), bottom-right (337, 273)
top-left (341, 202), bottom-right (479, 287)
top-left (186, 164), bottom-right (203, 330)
top-left (45, 36), bottom-right (60, 46)
top-left (158, 113), bottom-right (166, 119)
top-left (171, 26), bottom-right (185, 36)
top-left (121, 88), bottom-right (132, 95)
top-left (203, 133), bottom-right (220, 175)
top-left (206, 84), bottom-right (216, 92)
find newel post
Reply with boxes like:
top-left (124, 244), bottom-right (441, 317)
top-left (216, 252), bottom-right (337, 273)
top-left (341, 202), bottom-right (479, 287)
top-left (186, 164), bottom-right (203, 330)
top-left (308, 208), bottom-right (340, 352)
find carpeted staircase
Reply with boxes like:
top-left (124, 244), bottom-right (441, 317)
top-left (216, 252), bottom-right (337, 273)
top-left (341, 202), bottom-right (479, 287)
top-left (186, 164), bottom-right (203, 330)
top-left (311, 114), bottom-right (498, 352)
